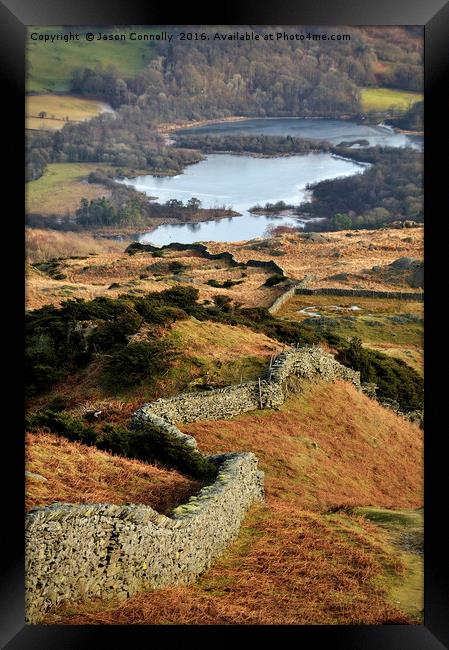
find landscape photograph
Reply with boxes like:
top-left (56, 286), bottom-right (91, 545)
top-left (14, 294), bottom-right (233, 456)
top-left (25, 25), bottom-right (424, 625)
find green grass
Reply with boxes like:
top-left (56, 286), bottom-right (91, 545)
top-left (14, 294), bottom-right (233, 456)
top-left (26, 163), bottom-right (116, 215)
top-left (320, 314), bottom-right (422, 348)
top-left (277, 294), bottom-right (423, 374)
top-left (26, 94), bottom-right (108, 131)
top-left (27, 27), bottom-right (157, 93)
top-left (360, 87), bottom-right (423, 113)
top-left (26, 162), bottom-right (149, 215)
top-left (278, 295), bottom-right (423, 347)
top-left (354, 507), bottom-right (423, 620)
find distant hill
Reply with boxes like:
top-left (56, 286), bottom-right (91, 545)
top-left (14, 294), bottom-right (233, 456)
top-left (27, 26), bottom-right (423, 119)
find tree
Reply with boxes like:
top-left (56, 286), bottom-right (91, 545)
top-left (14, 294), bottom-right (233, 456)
top-left (76, 197), bottom-right (90, 223)
top-left (38, 111), bottom-right (47, 119)
top-left (166, 199), bottom-right (184, 209)
top-left (330, 213), bottom-right (352, 230)
top-left (186, 197), bottom-right (202, 211)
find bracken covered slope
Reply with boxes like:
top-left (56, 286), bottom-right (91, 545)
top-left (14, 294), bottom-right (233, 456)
top-left (43, 379), bottom-right (422, 625)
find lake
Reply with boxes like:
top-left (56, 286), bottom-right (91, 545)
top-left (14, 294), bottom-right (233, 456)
top-left (119, 153), bottom-right (367, 245)
top-left (118, 118), bottom-right (422, 246)
top-left (176, 117), bottom-right (423, 150)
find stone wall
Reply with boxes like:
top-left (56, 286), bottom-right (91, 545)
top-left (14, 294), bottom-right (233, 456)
top-left (26, 452), bottom-right (264, 623)
top-left (126, 241), bottom-right (287, 277)
top-left (26, 345), bottom-right (360, 622)
top-left (295, 287), bottom-right (423, 301)
top-left (134, 382), bottom-right (281, 427)
top-left (268, 284), bottom-right (298, 314)
top-left (133, 346), bottom-right (360, 429)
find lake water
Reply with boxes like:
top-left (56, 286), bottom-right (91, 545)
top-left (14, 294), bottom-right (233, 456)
top-left (176, 117), bottom-right (423, 150)
top-left (120, 152), bottom-right (367, 245)
top-left (118, 118), bottom-right (422, 246)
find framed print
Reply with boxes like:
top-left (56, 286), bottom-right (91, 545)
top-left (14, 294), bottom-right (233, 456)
top-left (1, 0), bottom-right (448, 647)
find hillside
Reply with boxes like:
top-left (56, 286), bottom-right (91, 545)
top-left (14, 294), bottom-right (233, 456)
top-left (26, 163), bottom-right (114, 215)
top-left (27, 27), bottom-right (157, 93)
top-left (25, 243), bottom-right (287, 311)
top-left (207, 228), bottom-right (424, 289)
top-left (360, 87), bottom-right (422, 112)
top-left (43, 379), bottom-right (423, 624)
top-left (24, 23), bottom-right (424, 629)
top-left (27, 26), bottom-right (422, 115)
top-left (26, 95), bottom-right (112, 131)
top-left (184, 380), bottom-right (423, 511)
top-left (277, 293), bottom-right (423, 376)
top-left (26, 253), bottom-right (423, 415)
top-left (26, 432), bottom-right (201, 514)
top-left (25, 227), bottom-right (423, 312)
top-left (26, 313), bottom-right (283, 415)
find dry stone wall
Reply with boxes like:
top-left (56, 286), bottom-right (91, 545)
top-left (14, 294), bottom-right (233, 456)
top-left (26, 452), bottom-right (264, 623)
top-left (133, 346), bottom-right (360, 429)
top-left (26, 345), bottom-right (360, 623)
top-left (268, 284), bottom-right (298, 314)
top-left (295, 287), bottom-right (423, 301)
top-left (126, 241), bottom-right (287, 277)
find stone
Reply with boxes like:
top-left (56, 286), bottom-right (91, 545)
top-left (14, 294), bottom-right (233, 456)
top-left (390, 257), bottom-right (419, 270)
top-left (25, 471), bottom-right (48, 482)
top-left (26, 344), bottom-right (361, 623)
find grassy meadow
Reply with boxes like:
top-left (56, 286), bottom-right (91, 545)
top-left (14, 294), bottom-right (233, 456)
top-left (360, 87), bottom-right (423, 113)
top-left (27, 27), bottom-right (156, 93)
top-left (277, 294), bottom-right (423, 375)
top-left (26, 94), bottom-right (110, 131)
top-left (26, 162), bottom-right (114, 215)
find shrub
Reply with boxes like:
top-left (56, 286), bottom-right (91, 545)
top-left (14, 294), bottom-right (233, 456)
top-left (168, 261), bottom-right (187, 274)
top-left (159, 286), bottom-right (200, 312)
top-left (337, 337), bottom-right (423, 411)
top-left (104, 423), bottom-right (216, 480)
top-left (330, 213), bottom-right (352, 230)
top-left (212, 295), bottom-right (233, 311)
top-left (88, 312), bottom-right (143, 352)
top-left (207, 278), bottom-right (243, 289)
top-left (26, 410), bottom-right (97, 446)
top-left (25, 292), bottom-right (189, 396)
top-left (26, 410), bottom-right (216, 480)
top-left (206, 279), bottom-right (222, 288)
top-left (102, 340), bottom-right (176, 388)
top-left (133, 297), bottom-right (188, 325)
top-left (263, 274), bottom-right (285, 287)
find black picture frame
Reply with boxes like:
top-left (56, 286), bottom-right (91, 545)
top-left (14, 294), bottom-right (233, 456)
top-left (2, 1), bottom-right (447, 647)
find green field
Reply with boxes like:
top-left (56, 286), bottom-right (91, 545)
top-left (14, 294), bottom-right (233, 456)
top-left (26, 163), bottom-right (114, 215)
top-left (360, 87), bottom-right (423, 113)
top-left (26, 94), bottom-right (109, 131)
top-left (27, 27), bottom-right (156, 93)
top-left (277, 294), bottom-right (424, 375)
